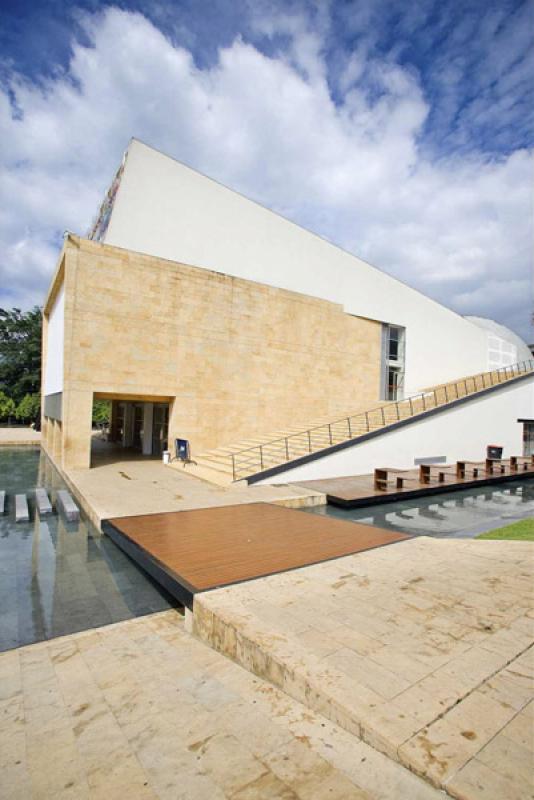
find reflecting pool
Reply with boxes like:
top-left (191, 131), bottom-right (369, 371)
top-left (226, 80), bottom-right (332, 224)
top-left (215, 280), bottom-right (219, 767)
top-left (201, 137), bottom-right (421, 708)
top-left (0, 447), bottom-right (179, 652)
top-left (304, 478), bottom-right (534, 538)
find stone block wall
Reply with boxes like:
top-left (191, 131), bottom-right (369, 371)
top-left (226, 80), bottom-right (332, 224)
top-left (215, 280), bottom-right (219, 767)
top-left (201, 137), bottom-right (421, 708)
top-left (43, 236), bottom-right (382, 470)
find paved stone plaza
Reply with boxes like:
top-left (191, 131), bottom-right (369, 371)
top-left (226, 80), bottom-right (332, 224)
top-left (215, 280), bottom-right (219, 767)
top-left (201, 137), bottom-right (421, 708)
top-left (67, 454), bottom-right (324, 527)
top-left (0, 610), bottom-right (440, 800)
top-left (0, 427), bottom-right (41, 447)
top-left (194, 536), bottom-right (534, 800)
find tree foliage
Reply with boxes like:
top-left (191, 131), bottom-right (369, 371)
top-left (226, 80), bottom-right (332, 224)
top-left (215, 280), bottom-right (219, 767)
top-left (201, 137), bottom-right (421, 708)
top-left (0, 390), bottom-right (16, 421)
top-left (92, 400), bottom-right (110, 426)
top-left (15, 393), bottom-right (41, 424)
top-left (0, 307), bottom-right (42, 403)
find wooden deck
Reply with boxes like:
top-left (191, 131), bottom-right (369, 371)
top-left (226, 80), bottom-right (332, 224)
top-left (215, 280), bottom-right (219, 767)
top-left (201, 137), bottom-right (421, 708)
top-left (102, 503), bottom-right (409, 608)
top-left (295, 458), bottom-right (534, 508)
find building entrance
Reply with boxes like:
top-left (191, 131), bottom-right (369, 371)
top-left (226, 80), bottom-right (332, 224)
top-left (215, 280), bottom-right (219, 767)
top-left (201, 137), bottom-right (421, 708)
top-left (108, 399), bottom-right (169, 457)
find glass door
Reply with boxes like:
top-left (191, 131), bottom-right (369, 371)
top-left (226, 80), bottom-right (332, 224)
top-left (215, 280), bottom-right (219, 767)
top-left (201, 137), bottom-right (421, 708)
top-left (523, 423), bottom-right (534, 456)
top-left (133, 404), bottom-right (144, 450)
top-left (152, 404), bottom-right (169, 456)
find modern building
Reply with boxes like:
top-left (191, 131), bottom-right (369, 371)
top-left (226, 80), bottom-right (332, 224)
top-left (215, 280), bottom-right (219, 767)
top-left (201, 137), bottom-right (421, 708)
top-left (41, 139), bottom-right (533, 480)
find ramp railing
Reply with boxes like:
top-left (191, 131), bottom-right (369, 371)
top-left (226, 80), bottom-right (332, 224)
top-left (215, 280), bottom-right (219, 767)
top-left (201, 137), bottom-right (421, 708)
top-left (230, 359), bottom-right (534, 481)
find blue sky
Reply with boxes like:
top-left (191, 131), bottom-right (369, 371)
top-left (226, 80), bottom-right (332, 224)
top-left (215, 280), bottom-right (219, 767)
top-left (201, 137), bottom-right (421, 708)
top-left (1, 0), bottom-right (533, 339)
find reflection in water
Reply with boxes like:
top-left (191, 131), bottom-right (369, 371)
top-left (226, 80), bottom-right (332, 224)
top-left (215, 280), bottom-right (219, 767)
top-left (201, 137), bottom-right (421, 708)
top-left (0, 447), bottom-right (178, 653)
top-left (306, 479), bottom-right (534, 539)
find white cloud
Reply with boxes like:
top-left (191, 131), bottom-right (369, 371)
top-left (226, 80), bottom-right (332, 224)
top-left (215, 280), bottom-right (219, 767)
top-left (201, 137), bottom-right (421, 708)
top-left (0, 6), bottom-right (532, 340)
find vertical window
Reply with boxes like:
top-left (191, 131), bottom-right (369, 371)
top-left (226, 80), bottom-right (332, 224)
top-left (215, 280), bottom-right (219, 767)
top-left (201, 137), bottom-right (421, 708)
top-left (523, 422), bottom-right (534, 456)
top-left (382, 325), bottom-right (405, 401)
top-left (388, 327), bottom-right (400, 361)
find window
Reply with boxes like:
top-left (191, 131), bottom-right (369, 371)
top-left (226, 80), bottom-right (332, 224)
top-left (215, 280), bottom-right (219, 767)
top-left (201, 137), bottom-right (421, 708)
top-left (388, 327), bottom-right (400, 361)
top-left (382, 325), bottom-right (405, 401)
top-left (523, 422), bottom-right (534, 456)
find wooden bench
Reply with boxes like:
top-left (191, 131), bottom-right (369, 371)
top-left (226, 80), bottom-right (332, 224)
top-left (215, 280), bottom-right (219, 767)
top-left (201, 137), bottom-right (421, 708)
top-left (419, 463), bottom-right (468, 484)
top-left (510, 456), bottom-right (534, 472)
top-left (374, 468), bottom-right (418, 491)
top-left (485, 458), bottom-right (507, 476)
top-left (456, 461), bottom-right (486, 479)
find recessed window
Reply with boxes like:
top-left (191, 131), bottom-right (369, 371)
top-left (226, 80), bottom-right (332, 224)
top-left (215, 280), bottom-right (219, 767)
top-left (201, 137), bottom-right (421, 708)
top-left (382, 325), bottom-right (405, 401)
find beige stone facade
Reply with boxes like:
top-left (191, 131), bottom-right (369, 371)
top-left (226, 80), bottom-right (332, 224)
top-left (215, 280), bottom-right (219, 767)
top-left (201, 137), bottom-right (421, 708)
top-left (42, 235), bottom-right (382, 471)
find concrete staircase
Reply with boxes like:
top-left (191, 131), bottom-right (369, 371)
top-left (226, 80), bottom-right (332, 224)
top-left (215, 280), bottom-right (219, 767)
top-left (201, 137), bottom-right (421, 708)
top-left (186, 361), bottom-right (534, 484)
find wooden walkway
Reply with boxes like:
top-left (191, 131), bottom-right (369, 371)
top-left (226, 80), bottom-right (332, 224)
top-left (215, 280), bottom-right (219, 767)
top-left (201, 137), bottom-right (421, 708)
top-left (102, 503), bottom-right (409, 608)
top-left (295, 457), bottom-right (534, 508)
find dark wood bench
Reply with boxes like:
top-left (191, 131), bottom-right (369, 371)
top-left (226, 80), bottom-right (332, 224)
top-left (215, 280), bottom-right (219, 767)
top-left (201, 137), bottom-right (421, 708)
top-left (456, 461), bottom-right (486, 479)
top-left (509, 455), bottom-right (534, 472)
top-left (374, 468), bottom-right (419, 491)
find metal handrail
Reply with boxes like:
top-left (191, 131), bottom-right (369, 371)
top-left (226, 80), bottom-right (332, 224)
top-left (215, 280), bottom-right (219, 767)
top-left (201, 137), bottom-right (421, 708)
top-left (231, 359), bottom-right (534, 480)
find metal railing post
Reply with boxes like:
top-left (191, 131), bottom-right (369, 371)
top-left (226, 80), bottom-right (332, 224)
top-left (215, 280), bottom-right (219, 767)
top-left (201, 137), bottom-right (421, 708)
top-left (396, 402), bottom-right (400, 420)
top-left (434, 389), bottom-right (438, 406)
top-left (347, 417), bottom-right (352, 438)
top-left (259, 445), bottom-right (264, 469)
top-left (464, 379), bottom-right (468, 394)
top-left (381, 407), bottom-right (386, 425)
top-left (308, 430), bottom-right (312, 452)
top-left (422, 392), bottom-right (426, 410)
top-left (365, 411), bottom-right (370, 432)
top-left (232, 454), bottom-right (236, 481)
top-left (285, 438), bottom-right (289, 461)
top-left (409, 397), bottom-right (414, 415)
top-left (444, 385), bottom-right (449, 402)
top-left (328, 424), bottom-right (333, 445)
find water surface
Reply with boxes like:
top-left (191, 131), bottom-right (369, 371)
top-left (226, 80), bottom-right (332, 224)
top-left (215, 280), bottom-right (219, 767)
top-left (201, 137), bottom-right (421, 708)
top-left (304, 478), bottom-right (534, 538)
top-left (0, 447), bottom-right (178, 652)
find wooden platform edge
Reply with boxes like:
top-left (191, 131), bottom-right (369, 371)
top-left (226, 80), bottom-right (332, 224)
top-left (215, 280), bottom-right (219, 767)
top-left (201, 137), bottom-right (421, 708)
top-left (102, 504), bottom-right (412, 609)
top-left (102, 519), bottom-right (197, 609)
top-left (328, 470), bottom-right (534, 508)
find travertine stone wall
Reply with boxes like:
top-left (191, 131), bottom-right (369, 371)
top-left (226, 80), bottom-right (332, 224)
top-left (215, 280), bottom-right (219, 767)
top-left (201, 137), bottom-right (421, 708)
top-left (43, 236), bottom-right (382, 470)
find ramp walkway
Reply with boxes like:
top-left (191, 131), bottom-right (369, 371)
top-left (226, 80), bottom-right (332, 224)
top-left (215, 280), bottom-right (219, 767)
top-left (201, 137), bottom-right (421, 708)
top-left (190, 360), bottom-right (534, 483)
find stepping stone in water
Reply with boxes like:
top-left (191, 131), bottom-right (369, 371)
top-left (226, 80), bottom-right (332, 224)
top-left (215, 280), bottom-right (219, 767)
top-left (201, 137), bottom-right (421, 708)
top-left (56, 490), bottom-right (80, 522)
top-left (15, 494), bottom-right (30, 523)
top-left (35, 488), bottom-right (53, 516)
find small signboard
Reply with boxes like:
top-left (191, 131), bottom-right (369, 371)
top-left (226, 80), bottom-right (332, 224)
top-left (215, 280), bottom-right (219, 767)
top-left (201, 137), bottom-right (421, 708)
top-left (175, 438), bottom-right (191, 461)
top-left (487, 445), bottom-right (503, 460)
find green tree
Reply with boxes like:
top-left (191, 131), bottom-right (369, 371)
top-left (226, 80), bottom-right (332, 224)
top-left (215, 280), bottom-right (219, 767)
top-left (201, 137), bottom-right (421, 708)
top-left (15, 393), bottom-right (41, 424)
top-left (0, 390), bottom-right (15, 421)
top-left (92, 400), bottom-right (110, 426)
top-left (0, 307), bottom-right (42, 403)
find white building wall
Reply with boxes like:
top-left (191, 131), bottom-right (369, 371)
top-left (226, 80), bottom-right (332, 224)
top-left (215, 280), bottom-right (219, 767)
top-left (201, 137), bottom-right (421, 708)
top-left (44, 283), bottom-right (65, 395)
top-left (103, 139), bottom-right (492, 396)
top-left (466, 316), bottom-right (532, 370)
top-left (256, 377), bottom-right (534, 484)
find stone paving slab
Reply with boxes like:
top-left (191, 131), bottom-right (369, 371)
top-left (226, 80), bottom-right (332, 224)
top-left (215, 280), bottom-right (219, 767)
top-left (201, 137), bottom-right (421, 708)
top-left (0, 610), bottom-right (441, 800)
top-left (0, 427), bottom-right (41, 446)
top-left (65, 457), bottom-right (325, 528)
top-left (193, 537), bottom-right (534, 800)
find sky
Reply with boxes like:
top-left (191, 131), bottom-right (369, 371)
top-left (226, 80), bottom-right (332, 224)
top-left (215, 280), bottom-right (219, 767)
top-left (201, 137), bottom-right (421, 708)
top-left (1, 0), bottom-right (533, 341)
